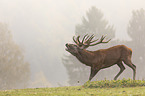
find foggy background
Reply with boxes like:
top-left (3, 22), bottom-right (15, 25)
top-left (0, 0), bottom-right (145, 89)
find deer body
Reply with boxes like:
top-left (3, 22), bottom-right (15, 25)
top-left (66, 35), bottom-right (136, 81)
top-left (75, 45), bottom-right (131, 67)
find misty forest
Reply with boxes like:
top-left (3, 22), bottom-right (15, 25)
top-left (63, 7), bottom-right (145, 86)
top-left (0, 0), bottom-right (145, 90)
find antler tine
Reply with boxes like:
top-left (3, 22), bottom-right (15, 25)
top-left (73, 35), bottom-right (82, 45)
top-left (85, 34), bottom-right (95, 43)
top-left (82, 34), bottom-right (88, 43)
top-left (85, 35), bottom-right (90, 40)
top-left (100, 35), bottom-right (106, 42)
top-left (89, 34), bottom-right (95, 41)
top-left (73, 36), bottom-right (78, 44)
top-left (90, 39), bottom-right (99, 43)
top-left (106, 38), bottom-right (111, 43)
top-left (89, 35), bottom-right (111, 46)
top-left (76, 35), bottom-right (81, 44)
top-left (86, 34), bottom-right (99, 43)
top-left (90, 35), bottom-right (95, 43)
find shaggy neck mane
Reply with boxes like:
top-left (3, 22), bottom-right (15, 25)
top-left (75, 49), bottom-right (94, 66)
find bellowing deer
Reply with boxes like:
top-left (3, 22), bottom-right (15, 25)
top-left (65, 34), bottom-right (136, 81)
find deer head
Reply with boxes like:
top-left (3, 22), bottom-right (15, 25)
top-left (65, 34), bottom-right (111, 55)
top-left (65, 43), bottom-right (81, 56)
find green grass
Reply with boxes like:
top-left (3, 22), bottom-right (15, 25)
top-left (83, 78), bottom-right (145, 88)
top-left (1, 79), bottom-right (145, 96)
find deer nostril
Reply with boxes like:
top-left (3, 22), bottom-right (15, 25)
top-left (66, 43), bottom-right (68, 46)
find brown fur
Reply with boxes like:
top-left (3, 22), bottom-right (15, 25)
top-left (66, 44), bottom-right (136, 81)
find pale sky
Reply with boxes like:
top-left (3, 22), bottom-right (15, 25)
top-left (0, 0), bottom-right (145, 87)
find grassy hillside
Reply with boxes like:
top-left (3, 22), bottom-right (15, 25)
top-left (1, 79), bottom-right (145, 96)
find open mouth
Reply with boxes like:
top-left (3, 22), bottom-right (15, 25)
top-left (65, 47), bottom-right (69, 51)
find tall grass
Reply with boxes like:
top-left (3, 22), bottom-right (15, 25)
top-left (83, 78), bottom-right (145, 88)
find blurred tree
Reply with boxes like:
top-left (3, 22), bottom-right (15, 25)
top-left (75, 6), bottom-right (115, 38)
top-left (127, 8), bottom-right (145, 79)
top-left (0, 23), bottom-right (30, 89)
top-left (63, 6), bottom-right (116, 86)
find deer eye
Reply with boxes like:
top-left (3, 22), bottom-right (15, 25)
top-left (79, 45), bottom-right (83, 47)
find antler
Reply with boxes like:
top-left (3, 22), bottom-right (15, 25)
top-left (73, 36), bottom-right (80, 45)
top-left (89, 35), bottom-right (111, 46)
top-left (73, 34), bottom-right (111, 49)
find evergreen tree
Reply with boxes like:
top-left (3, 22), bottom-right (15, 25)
top-left (75, 6), bottom-right (115, 38)
top-left (127, 8), bottom-right (145, 79)
top-left (63, 6), bottom-right (115, 85)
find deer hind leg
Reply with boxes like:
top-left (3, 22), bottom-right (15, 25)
top-left (123, 58), bottom-right (136, 80)
top-left (114, 61), bottom-right (125, 80)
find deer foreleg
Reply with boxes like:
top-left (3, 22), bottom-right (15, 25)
top-left (89, 67), bottom-right (99, 81)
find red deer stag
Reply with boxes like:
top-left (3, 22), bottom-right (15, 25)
top-left (65, 34), bottom-right (136, 81)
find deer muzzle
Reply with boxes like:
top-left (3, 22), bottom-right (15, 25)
top-left (65, 43), bottom-right (69, 51)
